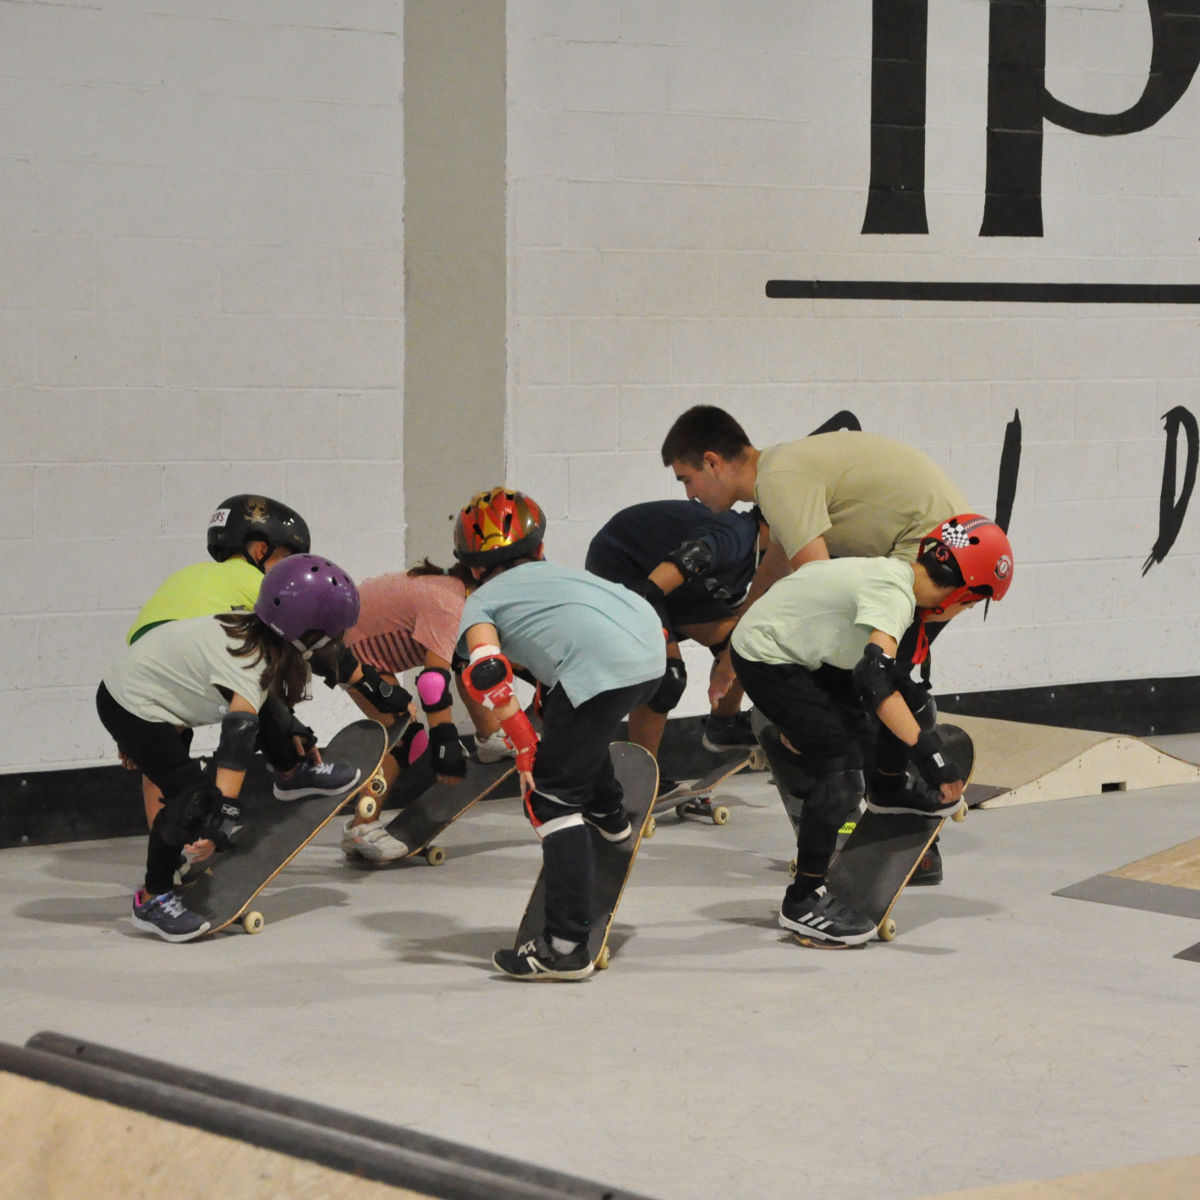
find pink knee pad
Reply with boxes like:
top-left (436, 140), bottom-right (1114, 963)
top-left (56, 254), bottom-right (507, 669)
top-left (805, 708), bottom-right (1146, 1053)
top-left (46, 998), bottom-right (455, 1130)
top-left (407, 727), bottom-right (429, 765)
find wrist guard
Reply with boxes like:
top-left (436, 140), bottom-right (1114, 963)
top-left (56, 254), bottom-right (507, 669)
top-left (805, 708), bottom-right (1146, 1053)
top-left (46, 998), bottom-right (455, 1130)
top-left (353, 662), bottom-right (413, 714)
top-left (910, 728), bottom-right (961, 789)
top-left (429, 722), bottom-right (467, 778)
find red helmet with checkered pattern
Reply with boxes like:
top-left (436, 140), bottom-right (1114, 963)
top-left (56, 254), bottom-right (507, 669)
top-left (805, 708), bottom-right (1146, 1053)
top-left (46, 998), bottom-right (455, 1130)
top-left (918, 514), bottom-right (1013, 603)
top-left (453, 487), bottom-right (546, 568)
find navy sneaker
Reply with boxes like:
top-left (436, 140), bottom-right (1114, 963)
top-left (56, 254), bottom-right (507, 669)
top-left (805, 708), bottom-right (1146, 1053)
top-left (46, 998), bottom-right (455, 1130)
top-left (778, 886), bottom-right (875, 946)
top-left (493, 937), bottom-right (594, 981)
top-left (701, 711), bottom-right (757, 753)
top-left (130, 889), bottom-right (210, 943)
top-left (273, 759), bottom-right (360, 801)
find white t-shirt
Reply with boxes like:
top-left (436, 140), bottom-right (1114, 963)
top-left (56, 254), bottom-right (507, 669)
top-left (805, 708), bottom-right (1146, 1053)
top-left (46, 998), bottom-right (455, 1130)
top-left (103, 615), bottom-right (269, 727)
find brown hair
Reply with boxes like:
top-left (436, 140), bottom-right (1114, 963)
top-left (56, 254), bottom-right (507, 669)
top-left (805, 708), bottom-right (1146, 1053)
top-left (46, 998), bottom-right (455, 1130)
top-left (660, 405), bottom-right (753, 468)
top-left (407, 557), bottom-right (473, 585)
top-left (216, 613), bottom-right (310, 706)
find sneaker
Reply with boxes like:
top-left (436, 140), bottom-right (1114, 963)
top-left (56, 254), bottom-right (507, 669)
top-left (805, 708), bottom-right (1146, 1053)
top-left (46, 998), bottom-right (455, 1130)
top-left (473, 730), bottom-right (516, 764)
top-left (273, 759), bottom-right (361, 801)
top-left (701, 711), bottom-right (758, 753)
top-left (130, 888), bottom-right (210, 943)
top-left (656, 778), bottom-right (683, 800)
top-left (778, 885), bottom-right (875, 946)
top-left (341, 818), bottom-right (409, 863)
top-left (909, 839), bottom-right (943, 886)
top-left (492, 936), bottom-right (594, 981)
top-left (583, 805), bottom-right (632, 842)
top-left (865, 782), bottom-right (961, 818)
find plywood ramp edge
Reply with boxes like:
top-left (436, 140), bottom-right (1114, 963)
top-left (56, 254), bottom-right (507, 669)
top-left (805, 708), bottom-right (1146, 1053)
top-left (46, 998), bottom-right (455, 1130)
top-left (941, 713), bottom-right (1200, 807)
top-left (0, 1071), bottom-right (427, 1200)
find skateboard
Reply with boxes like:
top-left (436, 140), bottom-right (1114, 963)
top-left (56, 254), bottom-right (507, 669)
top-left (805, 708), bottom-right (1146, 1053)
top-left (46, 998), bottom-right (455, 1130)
top-left (381, 753), bottom-right (516, 865)
top-left (183, 716), bottom-right (402, 936)
top-left (804, 722), bottom-right (975, 946)
top-left (657, 753), bottom-right (757, 825)
top-left (509, 742), bottom-right (658, 971)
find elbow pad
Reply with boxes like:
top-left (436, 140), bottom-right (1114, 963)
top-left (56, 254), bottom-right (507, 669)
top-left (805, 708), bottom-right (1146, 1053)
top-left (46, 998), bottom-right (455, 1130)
top-left (665, 538), bottom-right (714, 581)
top-left (354, 662), bottom-right (414, 714)
top-left (463, 646), bottom-right (516, 711)
top-left (647, 657), bottom-right (687, 714)
top-left (212, 711), bottom-right (260, 773)
top-left (416, 667), bottom-right (454, 715)
top-left (851, 643), bottom-right (898, 712)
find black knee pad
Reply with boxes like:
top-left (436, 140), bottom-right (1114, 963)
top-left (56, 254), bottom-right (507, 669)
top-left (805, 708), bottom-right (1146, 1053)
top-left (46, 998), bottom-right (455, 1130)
top-left (806, 764), bottom-right (865, 828)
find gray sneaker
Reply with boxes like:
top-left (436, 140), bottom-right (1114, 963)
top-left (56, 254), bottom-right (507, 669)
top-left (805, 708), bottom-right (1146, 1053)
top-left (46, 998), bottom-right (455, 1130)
top-left (130, 889), bottom-right (210, 943)
top-left (341, 817), bottom-right (409, 863)
top-left (473, 731), bottom-right (516, 764)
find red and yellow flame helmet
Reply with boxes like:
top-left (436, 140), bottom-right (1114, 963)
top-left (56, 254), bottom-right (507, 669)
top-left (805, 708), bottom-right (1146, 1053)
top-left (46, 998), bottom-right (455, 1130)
top-left (453, 487), bottom-right (546, 567)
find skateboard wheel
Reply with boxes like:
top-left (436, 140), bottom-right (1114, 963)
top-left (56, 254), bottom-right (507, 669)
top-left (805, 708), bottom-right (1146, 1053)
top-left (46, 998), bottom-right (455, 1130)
top-left (356, 795), bottom-right (378, 821)
top-left (242, 911), bottom-right (265, 935)
top-left (644, 815), bottom-right (656, 838)
top-left (748, 747), bottom-right (768, 771)
top-left (424, 845), bottom-right (446, 866)
top-left (674, 803), bottom-right (687, 820)
top-left (711, 805), bottom-right (730, 826)
top-left (788, 858), bottom-right (797, 877)
top-left (368, 770), bottom-right (387, 797)
top-left (595, 945), bottom-right (610, 970)
top-left (952, 802), bottom-right (967, 823)
top-left (878, 918), bottom-right (897, 942)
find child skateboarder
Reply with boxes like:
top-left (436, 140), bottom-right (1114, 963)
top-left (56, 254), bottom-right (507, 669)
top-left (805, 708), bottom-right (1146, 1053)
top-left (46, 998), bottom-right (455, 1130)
top-left (728, 515), bottom-right (1014, 946)
top-left (334, 560), bottom-right (513, 863)
top-left (585, 499), bottom-right (766, 766)
top-left (452, 487), bottom-right (665, 980)
top-left (97, 555), bottom-right (364, 942)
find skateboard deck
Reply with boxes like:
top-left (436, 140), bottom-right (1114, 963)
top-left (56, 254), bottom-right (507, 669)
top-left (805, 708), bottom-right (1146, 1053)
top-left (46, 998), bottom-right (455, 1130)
top-left (382, 753), bottom-right (515, 865)
top-left (510, 742), bottom-right (658, 971)
top-left (809, 723), bottom-right (975, 945)
top-left (184, 717), bottom-right (402, 936)
top-left (657, 755), bottom-right (753, 825)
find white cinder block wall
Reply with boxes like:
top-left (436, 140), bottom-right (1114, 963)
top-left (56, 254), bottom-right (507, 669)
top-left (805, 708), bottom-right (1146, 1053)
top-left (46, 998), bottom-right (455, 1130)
top-left (6, 1), bottom-right (1200, 772)
top-left (2, 1), bottom-right (404, 771)
top-left (506, 0), bottom-right (1200, 716)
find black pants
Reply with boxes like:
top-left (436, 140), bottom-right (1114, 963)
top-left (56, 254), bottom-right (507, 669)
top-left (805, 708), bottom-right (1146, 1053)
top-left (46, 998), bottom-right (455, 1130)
top-left (731, 649), bottom-right (874, 883)
top-left (526, 678), bottom-right (656, 944)
top-left (96, 683), bottom-right (194, 894)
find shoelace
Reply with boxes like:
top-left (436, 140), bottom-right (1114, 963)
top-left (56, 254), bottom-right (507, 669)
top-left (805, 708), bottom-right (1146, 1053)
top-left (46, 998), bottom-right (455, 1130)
top-left (156, 893), bottom-right (187, 917)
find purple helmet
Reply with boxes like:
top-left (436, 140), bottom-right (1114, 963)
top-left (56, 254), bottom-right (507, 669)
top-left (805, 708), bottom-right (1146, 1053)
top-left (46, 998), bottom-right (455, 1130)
top-left (254, 555), bottom-right (360, 645)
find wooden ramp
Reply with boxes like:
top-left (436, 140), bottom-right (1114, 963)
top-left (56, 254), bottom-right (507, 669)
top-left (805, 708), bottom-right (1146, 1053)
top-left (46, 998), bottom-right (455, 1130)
top-left (941, 713), bottom-right (1200, 808)
top-left (922, 1154), bottom-right (1200, 1200)
top-left (0, 1033), bottom-right (657, 1200)
top-left (1055, 836), bottom-right (1200, 960)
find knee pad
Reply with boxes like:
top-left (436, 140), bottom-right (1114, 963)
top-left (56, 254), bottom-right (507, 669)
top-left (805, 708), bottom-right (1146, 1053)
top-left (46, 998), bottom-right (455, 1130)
top-left (646, 657), bottom-right (686, 714)
top-left (524, 788), bottom-right (584, 840)
top-left (807, 766), bottom-right (865, 829)
top-left (389, 722), bottom-right (428, 769)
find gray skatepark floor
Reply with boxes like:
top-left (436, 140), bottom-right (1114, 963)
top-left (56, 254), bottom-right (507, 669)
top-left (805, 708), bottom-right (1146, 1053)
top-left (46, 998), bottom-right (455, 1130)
top-left (2, 750), bottom-right (1199, 1200)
